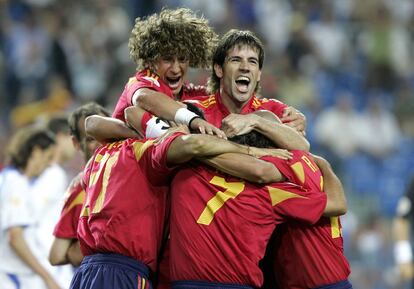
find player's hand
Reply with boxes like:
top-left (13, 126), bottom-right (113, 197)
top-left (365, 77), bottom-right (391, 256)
top-left (221, 113), bottom-right (259, 138)
top-left (155, 125), bottom-right (189, 144)
top-left (183, 83), bottom-right (207, 97)
top-left (249, 148), bottom-right (293, 159)
top-left (190, 118), bottom-right (227, 139)
top-left (280, 107), bottom-right (307, 136)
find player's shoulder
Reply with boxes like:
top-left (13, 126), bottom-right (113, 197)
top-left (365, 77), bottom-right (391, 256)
top-left (253, 96), bottom-right (286, 108)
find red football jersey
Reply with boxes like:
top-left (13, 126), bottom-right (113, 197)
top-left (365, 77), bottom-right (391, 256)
top-left (112, 69), bottom-right (206, 121)
top-left (53, 172), bottom-right (85, 239)
top-left (269, 152), bottom-right (351, 289)
top-left (112, 69), bottom-right (174, 121)
top-left (169, 156), bottom-right (327, 287)
top-left (78, 134), bottom-right (181, 272)
top-left (186, 91), bottom-right (289, 128)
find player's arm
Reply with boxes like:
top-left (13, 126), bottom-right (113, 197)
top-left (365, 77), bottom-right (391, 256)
top-left (85, 115), bottom-right (141, 143)
top-left (313, 155), bottom-right (347, 216)
top-left (67, 240), bottom-right (83, 267)
top-left (8, 227), bottom-right (61, 289)
top-left (134, 88), bottom-right (226, 138)
top-left (49, 237), bottom-right (71, 265)
top-left (201, 153), bottom-right (287, 184)
top-left (221, 113), bottom-right (309, 151)
top-left (166, 132), bottom-right (288, 165)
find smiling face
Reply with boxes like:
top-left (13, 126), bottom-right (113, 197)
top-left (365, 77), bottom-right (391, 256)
top-left (153, 56), bottom-right (190, 98)
top-left (214, 45), bottom-right (261, 112)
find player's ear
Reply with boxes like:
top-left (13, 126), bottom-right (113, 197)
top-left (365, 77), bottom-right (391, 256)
top-left (72, 136), bottom-right (81, 151)
top-left (214, 64), bottom-right (223, 79)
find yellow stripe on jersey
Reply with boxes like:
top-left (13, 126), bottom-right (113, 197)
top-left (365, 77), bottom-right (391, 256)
top-left (132, 140), bottom-right (155, 162)
top-left (92, 151), bottom-right (120, 213)
top-left (142, 278), bottom-right (146, 289)
top-left (291, 162), bottom-right (305, 184)
top-left (89, 153), bottom-right (110, 186)
top-left (330, 216), bottom-right (341, 238)
top-left (267, 187), bottom-right (307, 206)
top-left (320, 176), bottom-right (324, 191)
top-left (63, 190), bottom-right (86, 215)
top-left (81, 205), bottom-right (89, 217)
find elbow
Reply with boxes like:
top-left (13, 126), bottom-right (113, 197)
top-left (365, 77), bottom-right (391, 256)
top-left (49, 253), bottom-right (64, 266)
top-left (324, 200), bottom-right (347, 217)
top-left (251, 164), bottom-right (280, 184)
top-left (85, 115), bottom-right (99, 137)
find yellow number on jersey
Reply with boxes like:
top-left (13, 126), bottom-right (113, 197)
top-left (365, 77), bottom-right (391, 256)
top-left (197, 176), bottom-right (245, 225)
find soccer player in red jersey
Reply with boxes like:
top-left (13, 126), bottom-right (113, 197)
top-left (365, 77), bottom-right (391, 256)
top-left (168, 128), bottom-right (346, 289)
top-left (70, 123), bottom-right (288, 289)
top-left (186, 29), bottom-right (308, 150)
top-left (49, 103), bottom-right (112, 267)
top-left (112, 8), bottom-right (225, 138)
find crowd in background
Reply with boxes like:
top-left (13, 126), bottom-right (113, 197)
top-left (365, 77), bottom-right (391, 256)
top-left (0, 0), bottom-right (413, 288)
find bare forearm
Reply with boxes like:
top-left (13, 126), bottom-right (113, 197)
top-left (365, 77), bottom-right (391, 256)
top-left (134, 88), bottom-right (185, 120)
top-left (255, 120), bottom-right (310, 151)
top-left (315, 157), bottom-right (347, 216)
top-left (200, 153), bottom-right (284, 184)
top-left (394, 218), bottom-right (410, 241)
top-left (49, 237), bottom-right (71, 266)
top-left (85, 116), bottom-right (140, 143)
top-left (67, 241), bottom-right (83, 267)
top-left (9, 228), bottom-right (51, 279)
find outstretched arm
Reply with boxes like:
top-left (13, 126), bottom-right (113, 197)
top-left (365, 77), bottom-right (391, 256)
top-left (201, 153), bottom-right (286, 184)
top-left (222, 113), bottom-right (310, 151)
top-left (85, 115), bottom-right (141, 143)
top-left (134, 88), bottom-right (226, 138)
top-left (313, 156), bottom-right (347, 216)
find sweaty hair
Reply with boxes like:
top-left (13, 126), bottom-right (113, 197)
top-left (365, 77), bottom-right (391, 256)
top-left (207, 29), bottom-right (265, 94)
top-left (6, 126), bottom-right (55, 170)
top-left (45, 115), bottom-right (69, 135)
top-left (129, 8), bottom-right (217, 70)
top-left (68, 102), bottom-right (110, 142)
top-left (229, 131), bottom-right (274, 149)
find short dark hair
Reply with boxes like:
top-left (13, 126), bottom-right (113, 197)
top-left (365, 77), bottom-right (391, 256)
top-left (45, 115), bottom-right (69, 135)
top-left (207, 29), bottom-right (265, 93)
top-left (7, 127), bottom-right (56, 170)
top-left (68, 102), bottom-right (110, 142)
top-left (229, 130), bottom-right (274, 149)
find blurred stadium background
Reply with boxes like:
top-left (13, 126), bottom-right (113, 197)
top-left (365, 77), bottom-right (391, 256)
top-left (0, 0), bottom-right (413, 288)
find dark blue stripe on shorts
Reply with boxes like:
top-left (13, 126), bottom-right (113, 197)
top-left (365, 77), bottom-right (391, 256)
top-left (314, 280), bottom-right (353, 289)
top-left (172, 280), bottom-right (254, 289)
top-left (69, 253), bottom-right (151, 289)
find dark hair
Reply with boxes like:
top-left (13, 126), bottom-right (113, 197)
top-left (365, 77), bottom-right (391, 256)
top-left (68, 102), bottom-right (110, 142)
top-left (129, 8), bottom-right (217, 70)
top-left (207, 29), bottom-right (265, 93)
top-left (185, 102), bottom-right (206, 120)
top-left (7, 127), bottom-right (56, 170)
top-left (229, 130), bottom-right (274, 149)
top-left (45, 115), bottom-right (69, 135)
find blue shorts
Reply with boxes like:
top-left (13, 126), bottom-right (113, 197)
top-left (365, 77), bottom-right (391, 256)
top-left (314, 280), bottom-right (353, 289)
top-left (69, 253), bottom-right (152, 289)
top-left (172, 280), bottom-right (254, 289)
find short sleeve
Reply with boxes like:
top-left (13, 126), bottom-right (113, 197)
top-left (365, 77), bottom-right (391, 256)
top-left (269, 182), bottom-right (327, 225)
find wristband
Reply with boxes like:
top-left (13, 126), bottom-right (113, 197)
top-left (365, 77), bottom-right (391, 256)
top-left (188, 116), bottom-right (201, 129)
top-left (395, 240), bottom-right (413, 264)
top-left (174, 107), bottom-right (199, 126)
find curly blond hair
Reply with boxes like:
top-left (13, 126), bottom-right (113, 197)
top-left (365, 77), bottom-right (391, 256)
top-left (129, 8), bottom-right (217, 70)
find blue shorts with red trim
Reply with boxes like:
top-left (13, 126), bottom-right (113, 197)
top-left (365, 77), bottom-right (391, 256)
top-left (69, 253), bottom-right (152, 289)
top-left (171, 280), bottom-right (253, 289)
top-left (314, 280), bottom-right (353, 289)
